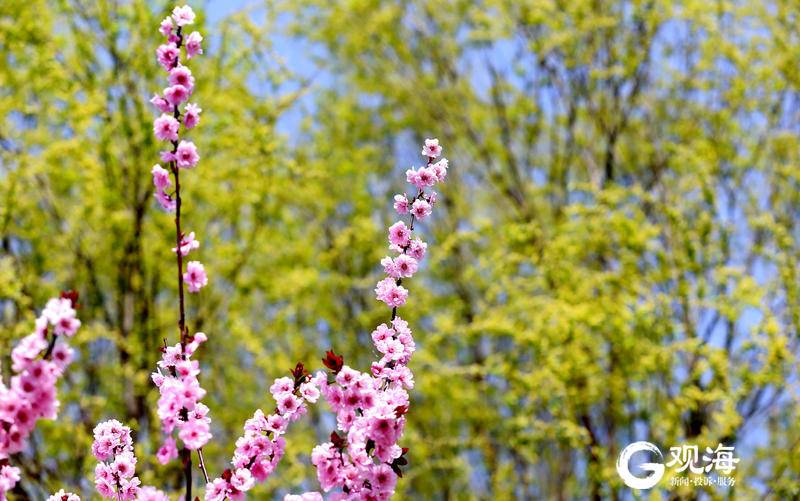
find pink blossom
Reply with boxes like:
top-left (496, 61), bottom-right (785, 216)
top-left (411, 198), bottom-right (432, 220)
top-left (164, 84), bottom-right (189, 105)
top-left (405, 167), bottom-right (420, 187)
top-left (148, 19), bottom-right (212, 479)
top-left (407, 238), bottom-right (427, 261)
top-left (406, 166), bottom-right (437, 189)
top-left (156, 437), bottom-right (178, 465)
top-left (94, 476), bottom-right (114, 499)
top-left (186, 331), bottom-right (207, 354)
top-left (42, 297), bottom-right (74, 325)
top-left (300, 381), bottom-right (321, 403)
top-left (231, 468), bottom-right (255, 491)
top-left (149, 17), bottom-right (449, 497)
top-left (393, 194), bottom-right (409, 214)
top-left (375, 277), bottom-right (408, 307)
top-left (154, 114), bottom-right (180, 141)
top-left (0, 465), bottom-right (20, 494)
top-left (150, 94), bottom-right (173, 113)
top-left (175, 140), bottom-right (199, 168)
top-left (159, 16), bottom-right (173, 37)
top-left (380, 338), bottom-right (405, 361)
top-left (431, 158), bottom-right (448, 181)
top-left (156, 43), bottom-right (179, 71)
top-left (178, 418), bottom-right (212, 449)
top-left (152, 336), bottom-right (211, 454)
top-left (396, 365), bottom-right (415, 389)
top-left (172, 5), bottom-right (196, 26)
top-left (155, 190), bottom-right (176, 211)
top-left (335, 365), bottom-right (359, 387)
top-left (186, 31), bottom-right (204, 59)
top-left (184, 260), bottom-right (208, 292)
top-left (51, 343), bottom-right (74, 371)
top-left (112, 453), bottom-right (137, 479)
top-left (205, 479), bottom-right (228, 501)
top-left (371, 324), bottom-right (394, 344)
top-left (53, 314), bottom-right (81, 337)
top-left (393, 254), bottom-right (418, 278)
top-left (209, 371), bottom-right (317, 496)
top-left (47, 490), bottom-right (80, 501)
top-left (371, 463), bottom-right (398, 494)
top-left (421, 137), bottom-right (442, 158)
top-left (91, 419), bottom-right (132, 461)
top-left (175, 359), bottom-right (200, 379)
top-left (270, 376), bottom-right (293, 397)
top-left (184, 102), bottom-right (202, 128)
top-left (160, 150), bottom-right (177, 163)
top-left (276, 393), bottom-right (302, 416)
top-left (11, 332), bottom-right (47, 372)
top-left (172, 231), bottom-right (200, 256)
top-left (381, 256), bottom-right (399, 278)
top-left (138, 487), bottom-right (170, 501)
top-left (169, 65), bottom-right (195, 91)
top-left (151, 164), bottom-right (171, 190)
top-left (117, 476), bottom-right (141, 501)
top-left (388, 221), bottom-right (411, 247)
top-left (418, 166), bottom-right (437, 186)
top-left (266, 413), bottom-right (287, 435)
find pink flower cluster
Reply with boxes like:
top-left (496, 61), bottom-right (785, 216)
top-left (0, 293), bottom-right (79, 498)
top-left (308, 139), bottom-right (447, 499)
top-left (150, 4), bottom-right (204, 213)
top-left (92, 419), bottom-right (167, 500)
top-left (310, 363), bottom-right (408, 498)
top-left (374, 140), bottom-right (444, 309)
top-left (152, 333), bottom-right (212, 458)
top-left (92, 420), bottom-right (136, 496)
top-left (205, 364), bottom-right (320, 500)
top-left (90, 420), bottom-right (170, 501)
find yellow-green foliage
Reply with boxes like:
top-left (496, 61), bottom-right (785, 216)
top-left (1, 0), bottom-right (800, 499)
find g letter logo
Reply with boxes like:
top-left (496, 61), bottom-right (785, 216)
top-left (616, 441), bottom-right (665, 489)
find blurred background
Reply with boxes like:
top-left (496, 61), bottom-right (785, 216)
top-left (2, 0), bottom-right (800, 499)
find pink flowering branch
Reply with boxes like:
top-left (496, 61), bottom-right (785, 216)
top-left (0, 292), bottom-right (81, 499)
top-left (149, 5), bottom-right (209, 500)
top-left (91, 419), bottom-right (168, 500)
top-left (300, 139), bottom-right (448, 499)
top-left (204, 364), bottom-right (322, 500)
